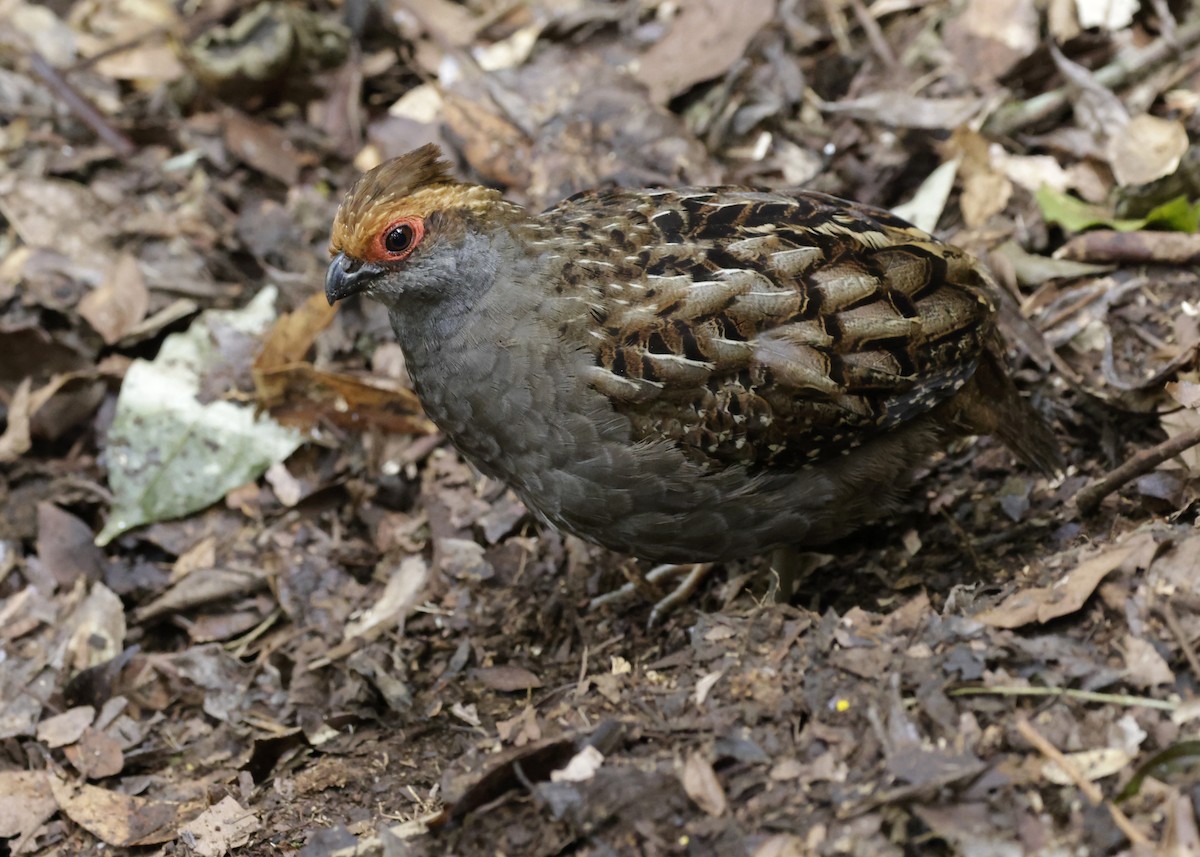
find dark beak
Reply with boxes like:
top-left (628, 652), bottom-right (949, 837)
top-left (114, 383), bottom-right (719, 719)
top-left (325, 253), bottom-right (384, 304)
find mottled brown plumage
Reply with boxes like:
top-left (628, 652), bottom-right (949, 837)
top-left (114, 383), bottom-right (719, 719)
top-left (326, 144), bottom-right (1059, 564)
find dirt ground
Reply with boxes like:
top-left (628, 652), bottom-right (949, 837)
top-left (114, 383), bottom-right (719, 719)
top-left (3, 1), bottom-right (1200, 855)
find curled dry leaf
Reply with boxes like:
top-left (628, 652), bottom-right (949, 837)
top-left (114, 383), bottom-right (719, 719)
top-left (975, 535), bottom-right (1153, 629)
top-left (254, 290), bottom-right (434, 435)
top-left (1109, 115), bottom-right (1190, 188)
top-left (48, 776), bottom-right (184, 847)
top-left (681, 752), bottom-right (727, 817)
top-left (77, 254), bottom-right (149, 345)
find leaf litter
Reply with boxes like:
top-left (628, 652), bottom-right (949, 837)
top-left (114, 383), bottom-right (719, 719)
top-left (1, 1), bottom-right (1200, 855)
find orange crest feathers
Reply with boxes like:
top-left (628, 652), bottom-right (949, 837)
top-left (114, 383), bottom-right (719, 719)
top-left (329, 144), bottom-right (506, 262)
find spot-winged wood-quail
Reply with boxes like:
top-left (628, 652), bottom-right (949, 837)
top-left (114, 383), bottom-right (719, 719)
top-left (325, 144), bottom-right (1059, 573)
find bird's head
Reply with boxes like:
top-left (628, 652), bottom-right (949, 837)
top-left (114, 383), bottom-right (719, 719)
top-left (325, 144), bottom-right (517, 312)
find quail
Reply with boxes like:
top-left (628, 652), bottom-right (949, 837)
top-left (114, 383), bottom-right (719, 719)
top-left (326, 144), bottom-right (1059, 588)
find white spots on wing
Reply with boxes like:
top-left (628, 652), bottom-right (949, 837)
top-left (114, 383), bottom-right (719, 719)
top-left (767, 247), bottom-right (824, 277)
top-left (641, 352), bottom-right (714, 383)
top-left (581, 365), bottom-right (663, 403)
top-left (809, 267), bottom-right (878, 309)
top-left (705, 337), bottom-right (755, 364)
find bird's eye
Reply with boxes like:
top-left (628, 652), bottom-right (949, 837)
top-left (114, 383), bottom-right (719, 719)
top-left (385, 224), bottom-right (413, 254)
top-left (369, 216), bottom-right (425, 263)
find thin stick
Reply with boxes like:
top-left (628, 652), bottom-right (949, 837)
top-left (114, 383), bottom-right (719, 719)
top-left (848, 0), bottom-right (898, 68)
top-left (28, 52), bottom-right (136, 157)
top-left (1161, 600), bottom-right (1200, 681)
top-left (1075, 424), bottom-right (1200, 515)
top-left (1015, 716), bottom-right (1151, 847)
top-left (984, 13), bottom-right (1200, 137)
top-left (950, 684), bottom-right (1177, 711)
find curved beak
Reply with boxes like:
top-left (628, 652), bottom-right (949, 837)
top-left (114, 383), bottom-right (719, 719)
top-left (325, 253), bottom-right (384, 304)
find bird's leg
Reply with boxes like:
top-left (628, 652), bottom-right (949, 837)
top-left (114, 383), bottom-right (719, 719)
top-left (645, 563), bottom-right (714, 627)
top-left (758, 547), bottom-right (828, 605)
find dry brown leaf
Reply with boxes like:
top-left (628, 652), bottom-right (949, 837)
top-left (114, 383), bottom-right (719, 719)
top-left (48, 776), bottom-right (184, 846)
top-left (1109, 115), bottom-right (1189, 187)
top-left (78, 254), bottom-right (149, 345)
top-left (752, 834), bottom-right (807, 857)
top-left (945, 0), bottom-right (1039, 85)
top-left (0, 174), bottom-right (114, 266)
top-left (1121, 634), bottom-right (1174, 688)
top-left (176, 795), bottom-right (258, 857)
top-left (0, 770), bottom-right (57, 842)
top-left (65, 583), bottom-right (126, 674)
top-left (1056, 230), bottom-right (1200, 266)
top-left (680, 752), bottom-right (727, 816)
top-left (254, 290), bottom-right (337, 372)
top-left (223, 110), bottom-right (307, 185)
top-left (634, 0), bottom-right (776, 104)
top-left (473, 665), bottom-right (543, 693)
top-left (134, 567), bottom-right (267, 623)
top-left (63, 726), bottom-right (125, 779)
top-left (36, 706), bottom-right (94, 748)
top-left (1166, 381), bottom-right (1200, 409)
top-left (962, 170), bottom-right (1013, 228)
top-left (37, 503), bottom-right (104, 589)
top-left (256, 363), bottom-right (434, 435)
top-left (1041, 747), bottom-right (1134, 785)
top-left (0, 377), bottom-right (34, 462)
top-left (820, 92), bottom-right (983, 130)
top-left (1050, 43), bottom-right (1128, 142)
top-left (975, 536), bottom-right (1153, 628)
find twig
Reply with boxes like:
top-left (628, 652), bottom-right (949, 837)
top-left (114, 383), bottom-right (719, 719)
top-left (1075, 424), bottom-right (1200, 515)
top-left (848, 0), bottom-right (898, 68)
top-left (984, 13), bottom-right (1200, 137)
top-left (1161, 600), bottom-right (1200, 681)
top-left (950, 684), bottom-right (1177, 711)
top-left (1015, 716), bottom-right (1151, 848)
top-left (28, 52), bottom-right (136, 157)
top-left (819, 0), bottom-right (854, 56)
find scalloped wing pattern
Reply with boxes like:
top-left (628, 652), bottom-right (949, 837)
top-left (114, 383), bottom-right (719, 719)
top-left (540, 188), bottom-right (994, 471)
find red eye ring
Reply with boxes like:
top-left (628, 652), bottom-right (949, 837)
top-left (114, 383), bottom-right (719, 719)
top-left (369, 216), bottom-right (425, 262)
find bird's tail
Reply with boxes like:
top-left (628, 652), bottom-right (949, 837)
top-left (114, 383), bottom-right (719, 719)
top-left (947, 350), bottom-right (1063, 477)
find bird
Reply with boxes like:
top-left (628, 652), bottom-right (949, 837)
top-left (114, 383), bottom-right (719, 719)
top-left (325, 143), bottom-right (1059, 608)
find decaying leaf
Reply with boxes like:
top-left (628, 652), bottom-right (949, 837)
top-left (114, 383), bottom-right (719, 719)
top-left (98, 288), bottom-right (303, 545)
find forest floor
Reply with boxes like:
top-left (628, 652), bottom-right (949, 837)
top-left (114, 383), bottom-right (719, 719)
top-left (2, 1), bottom-right (1200, 855)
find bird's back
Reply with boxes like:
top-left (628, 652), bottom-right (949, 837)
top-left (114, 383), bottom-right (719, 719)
top-left (530, 186), bottom-right (1004, 473)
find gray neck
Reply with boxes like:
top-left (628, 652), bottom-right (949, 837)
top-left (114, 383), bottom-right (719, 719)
top-left (389, 228), bottom-right (510, 354)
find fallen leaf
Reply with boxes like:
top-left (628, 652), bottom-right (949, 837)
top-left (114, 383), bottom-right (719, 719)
top-left (36, 706), bottom-right (94, 748)
top-left (1109, 115), bottom-right (1190, 187)
top-left (473, 665), bottom-right (543, 693)
top-left (1121, 634), bottom-right (1174, 688)
top-left (1056, 229), bottom-right (1200, 265)
top-left (177, 795), bottom-right (257, 857)
top-left (98, 288), bottom-right (302, 545)
top-left (1041, 747), bottom-right (1134, 785)
top-left (77, 254), bottom-right (149, 345)
top-left (49, 776), bottom-right (183, 846)
top-left (680, 752), bottom-right (727, 816)
top-left (0, 770), bottom-right (57, 841)
top-left (976, 538), bottom-right (1151, 628)
top-left (634, 0), bottom-right (776, 104)
top-left (63, 726), bottom-right (125, 779)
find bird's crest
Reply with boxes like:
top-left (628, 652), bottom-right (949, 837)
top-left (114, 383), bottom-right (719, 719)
top-left (329, 143), bottom-right (505, 261)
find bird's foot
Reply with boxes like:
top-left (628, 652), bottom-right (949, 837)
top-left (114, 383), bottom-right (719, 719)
top-left (588, 562), bottom-right (715, 627)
